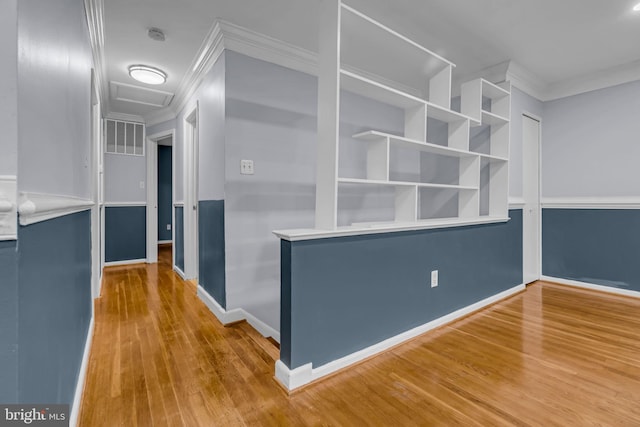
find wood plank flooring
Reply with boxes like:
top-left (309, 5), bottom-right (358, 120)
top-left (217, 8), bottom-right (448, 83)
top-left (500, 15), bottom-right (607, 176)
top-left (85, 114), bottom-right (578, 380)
top-left (79, 247), bottom-right (640, 426)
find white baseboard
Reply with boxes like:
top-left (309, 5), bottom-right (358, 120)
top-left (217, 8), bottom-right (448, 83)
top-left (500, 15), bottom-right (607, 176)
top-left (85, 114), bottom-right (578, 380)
top-left (275, 283), bottom-right (525, 391)
top-left (197, 285), bottom-right (280, 342)
top-left (70, 316), bottom-right (94, 427)
top-left (244, 310), bottom-right (280, 343)
top-left (197, 285), bottom-right (245, 324)
top-left (104, 258), bottom-right (146, 267)
top-left (541, 275), bottom-right (640, 299)
top-left (173, 265), bottom-right (186, 280)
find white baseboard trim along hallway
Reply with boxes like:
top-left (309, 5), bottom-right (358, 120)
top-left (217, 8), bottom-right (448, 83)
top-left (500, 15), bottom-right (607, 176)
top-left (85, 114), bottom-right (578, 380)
top-left (541, 275), bottom-right (640, 299)
top-left (69, 317), bottom-right (95, 427)
top-left (197, 285), bottom-right (280, 343)
top-left (275, 283), bottom-right (526, 391)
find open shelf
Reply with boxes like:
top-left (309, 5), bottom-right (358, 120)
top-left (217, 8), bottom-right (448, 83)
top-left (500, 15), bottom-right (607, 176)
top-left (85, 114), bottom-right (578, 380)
top-left (353, 131), bottom-right (476, 159)
top-left (340, 69), bottom-right (425, 109)
top-left (338, 177), bottom-right (477, 191)
top-left (481, 110), bottom-right (509, 126)
top-left (427, 102), bottom-right (473, 124)
top-left (340, 3), bottom-right (453, 107)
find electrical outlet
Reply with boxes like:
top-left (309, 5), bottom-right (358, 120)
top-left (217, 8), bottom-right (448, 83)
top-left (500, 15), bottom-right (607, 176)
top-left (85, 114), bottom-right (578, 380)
top-left (431, 270), bottom-right (438, 288)
top-left (139, 181), bottom-right (145, 189)
top-left (166, 224), bottom-right (171, 231)
top-left (240, 159), bottom-right (254, 175)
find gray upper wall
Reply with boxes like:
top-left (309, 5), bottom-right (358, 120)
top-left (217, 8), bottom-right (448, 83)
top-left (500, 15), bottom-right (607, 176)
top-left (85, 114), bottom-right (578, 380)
top-left (542, 79), bottom-right (640, 198)
top-left (104, 153), bottom-right (147, 203)
top-left (0, 0), bottom-right (17, 176)
top-left (196, 52), bottom-right (225, 202)
top-left (17, 0), bottom-right (93, 199)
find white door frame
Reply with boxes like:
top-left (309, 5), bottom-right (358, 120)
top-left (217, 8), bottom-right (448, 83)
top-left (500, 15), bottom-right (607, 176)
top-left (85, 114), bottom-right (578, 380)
top-left (522, 111), bottom-right (542, 284)
top-left (146, 128), bottom-right (176, 264)
top-left (184, 103), bottom-right (199, 280)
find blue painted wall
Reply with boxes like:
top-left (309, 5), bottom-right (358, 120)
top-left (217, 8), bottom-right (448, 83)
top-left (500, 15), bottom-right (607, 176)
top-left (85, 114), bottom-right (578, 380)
top-left (175, 206), bottom-right (185, 272)
top-left (0, 240), bottom-right (19, 403)
top-left (158, 145), bottom-right (172, 242)
top-left (542, 209), bottom-right (640, 291)
top-left (281, 210), bottom-right (523, 369)
top-left (18, 211), bottom-right (92, 403)
top-left (198, 200), bottom-right (226, 307)
top-left (105, 206), bottom-right (146, 262)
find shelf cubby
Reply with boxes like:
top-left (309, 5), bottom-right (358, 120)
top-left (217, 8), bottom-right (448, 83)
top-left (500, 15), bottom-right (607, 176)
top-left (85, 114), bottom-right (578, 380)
top-left (340, 3), bottom-right (454, 108)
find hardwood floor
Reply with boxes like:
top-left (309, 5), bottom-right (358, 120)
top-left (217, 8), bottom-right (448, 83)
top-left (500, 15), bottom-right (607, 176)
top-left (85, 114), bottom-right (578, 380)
top-left (79, 248), bottom-right (640, 426)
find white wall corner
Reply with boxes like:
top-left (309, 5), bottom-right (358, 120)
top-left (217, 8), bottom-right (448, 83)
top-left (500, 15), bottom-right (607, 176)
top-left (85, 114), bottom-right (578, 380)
top-left (0, 176), bottom-right (17, 240)
top-left (18, 192), bottom-right (94, 226)
top-left (83, 0), bottom-right (107, 112)
top-left (274, 360), bottom-right (313, 391)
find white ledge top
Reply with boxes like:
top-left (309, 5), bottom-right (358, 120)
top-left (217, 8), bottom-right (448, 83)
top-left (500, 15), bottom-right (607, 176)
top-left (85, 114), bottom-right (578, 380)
top-left (273, 216), bottom-right (510, 241)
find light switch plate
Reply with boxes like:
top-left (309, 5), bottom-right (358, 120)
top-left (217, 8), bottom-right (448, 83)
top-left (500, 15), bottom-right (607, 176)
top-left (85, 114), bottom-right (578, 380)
top-left (240, 159), bottom-right (254, 175)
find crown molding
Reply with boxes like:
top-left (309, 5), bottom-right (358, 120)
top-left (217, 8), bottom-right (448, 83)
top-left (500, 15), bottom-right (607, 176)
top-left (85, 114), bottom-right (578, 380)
top-left (544, 58), bottom-right (640, 101)
top-left (219, 20), bottom-right (318, 77)
top-left (84, 0), bottom-right (107, 112)
top-left (106, 112), bottom-right (145, 123)
top-left (170, 21), bottom-right (225, 119)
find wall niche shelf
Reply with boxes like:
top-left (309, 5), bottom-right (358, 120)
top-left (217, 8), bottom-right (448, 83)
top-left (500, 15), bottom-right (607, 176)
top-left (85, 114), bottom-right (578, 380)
top-left (275, 0), bottom-right (511, 240)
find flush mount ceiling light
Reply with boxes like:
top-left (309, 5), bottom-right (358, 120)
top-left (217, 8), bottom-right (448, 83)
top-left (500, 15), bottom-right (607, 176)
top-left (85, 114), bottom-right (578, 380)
top-left (128, 65), bottom-right (167, 85)
top-left (634, 2), bottom-right (640, 11)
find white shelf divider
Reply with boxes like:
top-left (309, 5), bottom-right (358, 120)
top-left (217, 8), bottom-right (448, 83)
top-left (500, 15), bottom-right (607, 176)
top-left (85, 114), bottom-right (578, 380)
top-left (395, 186), bottom-right (418, 222)
top-left (314, 0), bottom-right (341, 230)
top-left (365, 135), bottom-right (389, 180)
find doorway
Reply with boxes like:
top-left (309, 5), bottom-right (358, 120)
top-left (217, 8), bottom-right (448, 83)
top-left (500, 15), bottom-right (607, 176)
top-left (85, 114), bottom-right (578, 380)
top-left (184, 105), bottom-right (199, 280)
top-left (522, 113), bottom-right (541, 284)
top-left (147, 129), bottom-right (176, 264)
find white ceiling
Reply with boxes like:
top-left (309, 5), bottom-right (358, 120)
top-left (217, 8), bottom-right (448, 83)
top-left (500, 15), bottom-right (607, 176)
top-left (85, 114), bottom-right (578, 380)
top-left (102, 0), bottom-right (640, 119)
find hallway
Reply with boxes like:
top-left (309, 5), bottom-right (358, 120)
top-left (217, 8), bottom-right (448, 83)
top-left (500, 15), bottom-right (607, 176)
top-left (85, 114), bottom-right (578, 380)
top-left (79, 247), bottom-right (640, 426)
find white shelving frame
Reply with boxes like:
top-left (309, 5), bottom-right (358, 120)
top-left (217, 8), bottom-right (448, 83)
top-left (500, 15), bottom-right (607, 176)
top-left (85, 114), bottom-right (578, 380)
top-left (280, 0), bottom-right (511, 238)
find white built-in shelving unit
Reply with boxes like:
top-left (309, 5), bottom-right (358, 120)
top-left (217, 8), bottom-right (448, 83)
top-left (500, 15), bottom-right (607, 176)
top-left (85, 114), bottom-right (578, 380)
top-left (275, 0), bottom-right (511, 240)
